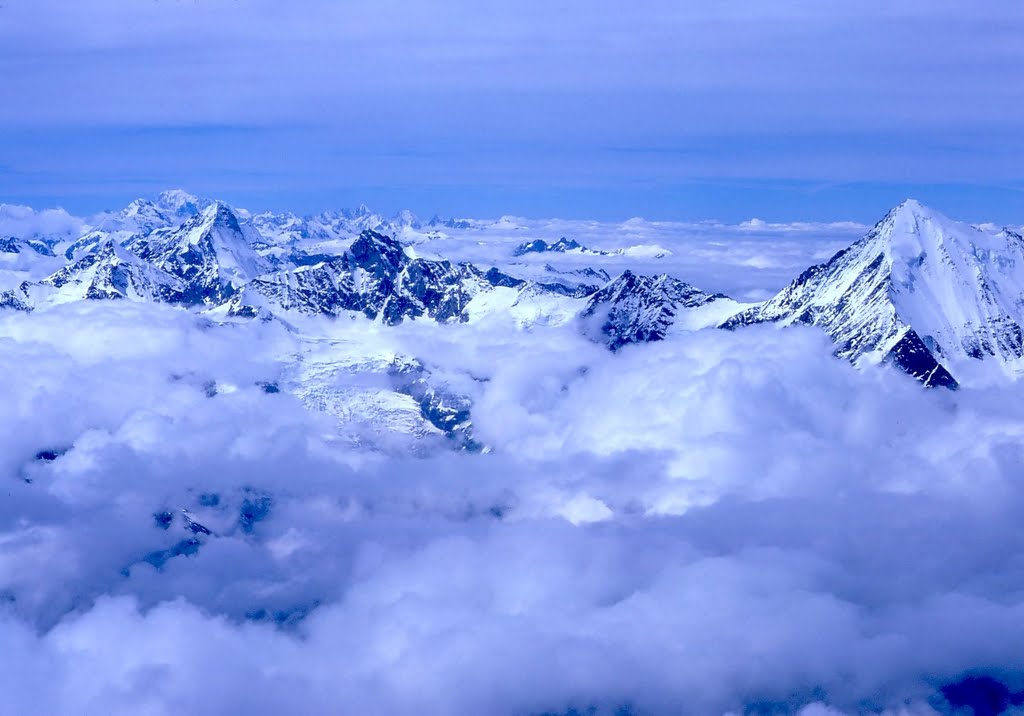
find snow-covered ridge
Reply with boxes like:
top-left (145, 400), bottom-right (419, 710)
top-left (580, 270), bottom-right (728, 350)
top-left (224, 230), bottom-right (605, 326)
top-left (26, 239), bottom-right (186, 305)
top-left (1, 196), bottom-right (615, 329)
top-left (724, 199), bottom-right (1024, 387)
top-left (5, 191), bottom-right (1024, 389)
top-left (514, 237), bottom-right (596, 256)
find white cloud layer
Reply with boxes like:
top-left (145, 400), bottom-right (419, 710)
top-left (0, 204), bottom-right (87, 242)
top-left (3, 293), bottom-right (1024, 715)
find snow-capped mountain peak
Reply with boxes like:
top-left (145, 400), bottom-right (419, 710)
top-left (723, 200), bottom-right (1024, 387)
top-left (581, 270), bottom-right (730, 349)
top-left (118, 199), bottom-right (175, 232)
top-left (343, 204), bottom-right (373, 220)
top-left (128, 201), bottom-right (270, 304)
top-left (391, 209), bottom-right (421, 229)
top-left (348, 229), bottom-right (407, 275)
top-left (155, 189), bottom-right (211, 218)
top-left (224, 229), bottom-right (468, 324)
top-left (188, 202), bottom-right (247, 242)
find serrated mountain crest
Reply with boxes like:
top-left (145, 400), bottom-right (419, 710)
top-left (581, 270), bottom-right (724, 350)
top-left (25, 239), bottom-right (185, 304)
top-left (222, 230), bottom-right (599, 325)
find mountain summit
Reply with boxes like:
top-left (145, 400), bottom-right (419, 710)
top-left (130, 202), bottom-right (270, 304)
top-left (722, 200), bottom-right (1024, 387)
top-left (581, 271), bottom-right (728, 349)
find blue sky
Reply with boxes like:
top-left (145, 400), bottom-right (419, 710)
top-left (2, 0), bottom-right (1023, 222)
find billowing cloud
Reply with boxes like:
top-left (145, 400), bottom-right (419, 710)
top-left (0, 204), bottom-right (87, 242)
top-left (2, 291), bottom-right (1024, 714)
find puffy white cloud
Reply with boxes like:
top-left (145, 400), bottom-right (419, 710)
top-left (1, 294), bottom-right (1024, 715)
top-left (0, 204), bottom-right (86, 242)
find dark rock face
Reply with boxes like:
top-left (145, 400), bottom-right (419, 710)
top-left (886, 328), bottom-right (959, 389)
top-left (389, 359), bottom-right (483, 451)
top-left (381, 256), bottom-right (470, 325)
top-left (142, 538), bottom-right (202, 570)
top-left (34, 448), bottom-right (67, 461)
top-left (228, 231), bottom-right (499, 325)
top-left (0, 237), bottom-right (54, 257)
top-left (581, 270), bottom-right (722, 350)
top-left (134, 508), bottom-right (212, 573)
top-left (479, 266), bottom-right (526, 289)
top-left (238, 492), bottom-right (272, 534)
top-left (348, 230), bottom-right (405, 277)
top-left (0, 289), bottom-right (32, 312)
top-left (513, 237), bottom-right (589, 257)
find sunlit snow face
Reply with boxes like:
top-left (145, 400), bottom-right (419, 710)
top-left (2, 297), bottom-right (1024, 716)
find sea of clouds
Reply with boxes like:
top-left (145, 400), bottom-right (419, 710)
top-left (2, 294), bottom-right (1024, 715)
top-left (2, 211), bottom-right (1023, 715)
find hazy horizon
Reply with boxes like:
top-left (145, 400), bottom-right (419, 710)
top-left (3, 1), bottom-right (1023, 222)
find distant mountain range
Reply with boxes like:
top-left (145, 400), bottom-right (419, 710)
top-left (3, 190), bottom-right (1024, 389)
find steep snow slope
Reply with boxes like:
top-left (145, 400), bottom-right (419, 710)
top-left (723, 200), bottom-right (1024, 387)
top-left (22, 240), bottom-right (185, 305)
top-left (61, 199), bottom-right (179, 261)
top-left (130, 202), bottom-right (270, 304)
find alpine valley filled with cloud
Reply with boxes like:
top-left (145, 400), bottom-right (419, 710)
top-left (3, 189), bottom-right (1024, 715)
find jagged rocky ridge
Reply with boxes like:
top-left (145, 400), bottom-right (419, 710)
top-left (722, 200), bottom-right (1024, 388)
top-left (1, 237), bottom-right (54, 257)
top-left (3, 197), bottom-right (606, 323)
top-left (513, 236), bottom-right (619, 258)
top-left (225, 231), bottom-right (473, 323)
top-left (514, 237), bottom-right (592, 256)
top-left (127, 202), bottom-right (270, 304)
top-left (224, 231), bottom-right (599, 324)
top-left (63, 194), bottom-right (197, 261)
top-left (34, 240), bottom-right (186, 304)
top-left (580, 270), bottom-right (726, 350)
